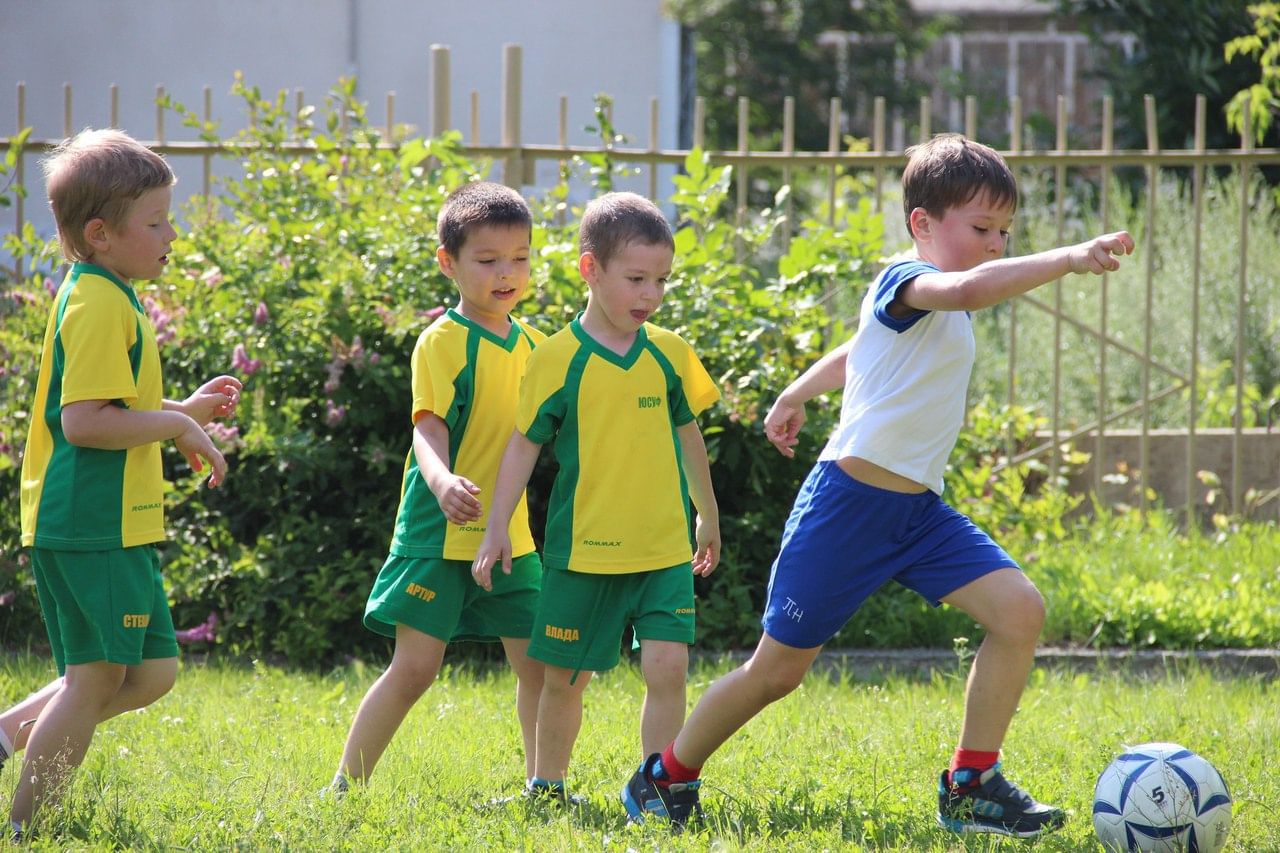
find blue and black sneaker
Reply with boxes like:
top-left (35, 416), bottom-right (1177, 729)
top-left (938, 764), bottom-right (1065, 837)
top-left (621, 753), bottom-right (703, 830)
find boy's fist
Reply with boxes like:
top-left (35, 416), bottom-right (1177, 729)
top-left (1070, 231), bottom-right (1135, 275)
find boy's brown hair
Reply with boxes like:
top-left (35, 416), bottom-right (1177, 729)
top-left (437, 181), bottom-right (532, 257)
top-left (902, 134), bottom-right (1017, 237)
top-left (579, 191), bottom-right (674, 268)
top-left (42, 128), bottom-right (175, 262)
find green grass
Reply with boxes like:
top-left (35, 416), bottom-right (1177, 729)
top-left (1, 653), bottom-right (1276, 850)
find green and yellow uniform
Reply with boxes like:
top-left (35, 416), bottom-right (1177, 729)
top-left (365, 309), bottom-right (545, 641)
top-left (19, 262), bottom-right (177, 672)
top-left (518, 318), bottom-right (719, 670)
top-left (21, 263), bottom-right (165, 550)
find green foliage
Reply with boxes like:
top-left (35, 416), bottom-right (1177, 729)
top-left (1225, 2), bottom-right (1280, 143)
top-left (1061, 0), bottom-right (1262, 150)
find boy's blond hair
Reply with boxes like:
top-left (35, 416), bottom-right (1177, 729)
top-left (42, 128), bottom-right (175, 262)
top-left (902, 134), bottom-right (1017, 237)
top-left (579, 191), bottom-right (673, 268)
top-left (436, 181), bottom-right (532, 257)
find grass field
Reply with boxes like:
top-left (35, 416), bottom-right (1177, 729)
top-left (0, 652), bottom-right (1276, 850)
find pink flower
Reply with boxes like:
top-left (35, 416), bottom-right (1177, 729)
top-left (323, 377), bottom-right (340, 395)
top-left (325, 400), bottom-right (346, 427)
top-left (0, 591), bottom-right (15, 608)
top-left (232, 344), bottom-right (262, 376)
top-left (175, 611), bottom-right (218, 644)
top-left (253, 302), bottom-right (270, 326)
top-left (424, 306), bottom-right (447, 320)
top-left (205, 422), bottom-right (242, 450)
top-left (44, 277), bottom-right (58, 296)
top-left (200, 268), bottom-right (224, 288)
top-left (368, 351), bottom-right (381, 366)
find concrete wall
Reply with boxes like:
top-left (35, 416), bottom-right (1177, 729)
top-left (0, 0), bottom-right (680, 238)
top-left (1052, 429), bottom-right (1280, 523)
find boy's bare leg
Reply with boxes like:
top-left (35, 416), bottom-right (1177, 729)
top-left (337, 624), bottom-right (446, 782)
top-left (638, 639), bottom-right (688, 756)
top-left (499, 637), bottom-right (545, 781)
top-left (532, 665), bottom-right (592, 781)
top-left (672, 634), bottom-right (821, 767)
top-left (1, 679), bottom-right (62, 754)
top-left (2, 659), bottom-right (176, 759)
top-left (941, 567), bottom-right (1045, 752)
top-left (10, 661), bottom-right (128, 827)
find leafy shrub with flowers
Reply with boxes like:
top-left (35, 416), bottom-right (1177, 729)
top-left (0, 80), bottom-right (1120, 662)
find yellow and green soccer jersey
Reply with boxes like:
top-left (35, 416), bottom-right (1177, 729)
top-left (389, 309), bottom-right (545, 560)
top-left (517, 318), bottom-right (719, 574)
top-left (20, 263), bottom-right (166, 550)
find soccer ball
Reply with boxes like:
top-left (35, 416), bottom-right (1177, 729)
top-left (1092, 742), bottom-right (1232, 852)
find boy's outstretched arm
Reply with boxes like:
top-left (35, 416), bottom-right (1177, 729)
top-left (61, 400), bottom-right (227, 486)
top-left (677, 421), bottom-right (720, 577)
top-left (413, 413), bottom-right (483, 525)
top-left (899, 231), bottom-right (1135, 313)
top-left (764, 339), bottom-right (853, 457)
top-left (164, 374), bottom-right (242, 426)
top-left (471, 430), bottom-right (542, 591)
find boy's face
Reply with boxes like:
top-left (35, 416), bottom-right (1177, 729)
top-left (580, 240), bottom-right (672, 338)
top-left (88, 186), bottom-right (177, 284)
top-left (912, 191), bottom-right (1014, 273)
top-left (437, 223), bottom-right (531, 325)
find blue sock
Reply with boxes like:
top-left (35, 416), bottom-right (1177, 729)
top-left (528, 776), bottom-right (565, 793)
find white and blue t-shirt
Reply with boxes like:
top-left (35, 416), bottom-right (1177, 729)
top-left (818, 259), bottom-right (975, 495)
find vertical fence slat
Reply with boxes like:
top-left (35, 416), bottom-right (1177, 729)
top-left (918, 96), bottom-right (931, 143)
top-left (1233, 101), bottom-right (1251, 513)
top-left (15, 83), bottom-right (25, 282)
top-left (1007, 94), bottom-right (1022, 463)
top-left (782, 95), bottom-right (794, 250)
top-left (430, 44), bottom-right (450, 138)
top-left (693, 96), bottom-right (705, 151)
top-left (501, 43), bottom-right (523, 188)
top-left (964, 95), bottom-right (977, 140)
top-left (294, 89), bottom-right (304, 136)
top-left (202, 86), bottom-right (212, 199)
top-left (648, 97), bottom-right (658, 201)
top-left (556, 95), bottom-right (567, 226)
top-left (827, 97), bottom-right (840, 227)
top-left (156, 85), bottom-right (165, 145)
top-left (1187, 95), bottom-right (1205, 526)
top-left (1096, 96), bottom-right (1113, 499)
top-left (386, 91), bottom-right (395, 140)
top-left (1140, 94), bottom-right (1159, 515)
top-left (1050, 95), bottom-right (1066, 484)
top-left (63, 83), bottom-right (72, 138)
top-left (470, 90), bottom-right (479, 146)
top-left (736, 96), bottom-right (749, 262)
top-left (110, 84), bottom-right (119, 128)
top-left (872, 95), bottom-right (885, 213)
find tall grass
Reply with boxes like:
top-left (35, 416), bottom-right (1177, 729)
top-left (1, 654), bottom-right (1275, 850)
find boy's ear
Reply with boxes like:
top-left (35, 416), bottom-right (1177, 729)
top-left (908, 207), bottom-right (932, 241)
top-left (83, 217), bottom-right (110, 253)
top-left (578, 251), bottom-right (599, 284)
top-left (436, 245), bottom-right (456, 278)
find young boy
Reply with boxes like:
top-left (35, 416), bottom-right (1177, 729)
top-left (10, 128), bottom-right (241, 838)
top-left (330, 182), bottom-right (546, 794)
top-left (625, 134), bottom-right (1135, 836)
top-left (472, 191), bottom-right (721, 805)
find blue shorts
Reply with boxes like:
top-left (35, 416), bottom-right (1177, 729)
top-left (761, 461), bottom-right (1019, 648)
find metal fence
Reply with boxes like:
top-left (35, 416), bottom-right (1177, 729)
top-left (3, 44), bottom-right (1279, 521)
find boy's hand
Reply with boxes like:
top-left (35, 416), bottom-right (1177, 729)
top-left (182, 375), bottom-right (243, 426)
top-left (1069, 231), bottom-right (1135, 275)
top-left (763, 392), bottom-right (806, 458)
top-left (692, 514), bottom-right (721, 577)
top-left (175, 419), bottom-right (228, 487)
top-left (435, 475), bottom-right (483, 525)
top-left (471, 535), bottom-right (512, 591)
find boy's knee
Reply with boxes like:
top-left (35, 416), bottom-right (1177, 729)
top-left (386, 659), bottom-right (439, 697)
top-left (745, 664), bottom-right (806, 703)
top-left (990, 585), bottom-right (1046, 643)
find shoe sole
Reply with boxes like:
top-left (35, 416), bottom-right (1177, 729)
top-left (937, 814), bottom-right (1064, 839)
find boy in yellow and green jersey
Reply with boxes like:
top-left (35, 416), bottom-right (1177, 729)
top-left (473, 191), bottom-right (721, 805)
top-left (330, 182), bottom-right (546, 795)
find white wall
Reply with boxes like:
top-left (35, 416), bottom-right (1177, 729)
top-left (0, 0), bottom-right (681, 241)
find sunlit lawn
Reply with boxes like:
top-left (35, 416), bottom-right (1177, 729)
top-left (0, 652), bottom-right (1276, 850)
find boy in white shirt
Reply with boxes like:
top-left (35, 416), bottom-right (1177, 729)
top-left (623, 134), bottom-right (1134, 837)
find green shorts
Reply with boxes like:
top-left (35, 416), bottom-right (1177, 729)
top-left (527, 563), bottom-right (695, 672)
top-left (31, 546), bottom-right (178, 675)
top-left (364, 552), bottom-right (542, 642)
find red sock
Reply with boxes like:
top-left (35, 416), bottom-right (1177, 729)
top-left (950, 748), bottom-right (999, 786)
top-left (656, 743), bottom-right (701, 786)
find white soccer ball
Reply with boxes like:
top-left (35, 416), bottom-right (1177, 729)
top-left (1092, 742), bottom-right (1232, 852)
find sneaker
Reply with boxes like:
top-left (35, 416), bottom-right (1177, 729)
top-left (521, 781), bottom-right (586, 808)
top-left (621, 753), bottom-right (703, 830)
top-left (937, 764), bottom-right (1066, 838)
